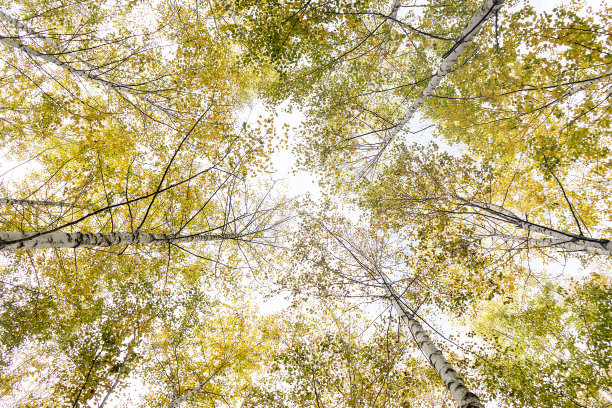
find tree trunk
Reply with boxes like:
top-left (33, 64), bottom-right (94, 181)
top-left (0, 12), bottom-right (173, 115)
top-left (463, 200), bottom-right (612, 255)
top-left (167, 365), bottom-right (224, 408)
top-left (381, 0), bottom-right (505, 150)
top-left (387, 0), bottom-right (402, 28)
top-left (379, 271), bottom-right (485, 408)
top-left (562, 66), bottom-right (612, 99)
top-left (0, 198), bottom-right (87, 209)
top-left (497, 233), bottom-right (612, 255)
top-left (0, 231), bottom-right (239, 250)
top-left (323, 224), bottom-right (486, 407)
top-left (0, 35), bottom-right (132, 92)
top-left (0, 10), bottom-right (67, 52)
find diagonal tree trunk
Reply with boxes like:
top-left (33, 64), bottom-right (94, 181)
top-left (462, 199), bottom-right (612, 255)
top-left (325, 225), bottom-right (486, 408)
top-left (0, 11), bottom-right (175, 116)
top-left (0, 10), bottom-right (67, 52)
top-left (167, 365), bottom-right (225, 408)
top-left (0, 197), bottom-right (87, 209)
top-left (0, 35), bottom-right (137, 94)
top-left (379, 0), bottom-right (505, 152)
top-left (561, 66), bottom-right (612, 99)
top-left (0, 230), bottom-right (240, 250)
top-left (378, 271), bottom-right (485, 408)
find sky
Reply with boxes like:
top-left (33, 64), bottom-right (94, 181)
top-left (531, 0), bottom-right (606, 12)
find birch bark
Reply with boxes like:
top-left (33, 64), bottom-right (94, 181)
top-left (561, 66), bottom-right (612, 99)
top-left (378, 271), bottom-right (485, 408)
top-left (0, 35), bottom-right (137, 93)
top-left (380, 0), bottom-right (505, 151)
top-left (0, 198), bottom-right (87, 209)
top-left (167, 366), bottom-right (224, 408)
top-left (321, 224), bottom-right (486, 407)
top-left (0, 231), bottom-right (239, 250)
top-left (0, 10), bottom-right (66, 52)
top-left (387, 0), bottom-right (402, 28)
top-left (496, 234), bottom-right (612, 255)
top-left (0, 11), bottom-right (174, 115)
top-left (461, 199), bottom-right (612, 255)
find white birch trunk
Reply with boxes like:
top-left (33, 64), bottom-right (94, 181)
top-left (0, 12), bottom-right (173, 115)
top-left (167, 366), bottom-right (223, 408)
top-left (562, 66), bottom-right (612, 99)
top-left (599, 388), bottom-right (612, 405)
top-left (379, 271), bottom-right (485, 408)
top-left (0, 35), bottom-right (134, 92)
top-left (0, 231), bottom-right (239, 250)
top-left (387, 0), bottom-right (402, 28)
top-left (0, 198), bottom-right (86, 209)
top-left (462, 199), bottom-right (573, 240)
top-left (381, 0), bottom-right (505, 149)
top-left (0, 10), bottom-right (66, 52)
top-left (462, 199), bottom-right (612, 255)
top-left (497, 233), bottom-right (612, 255)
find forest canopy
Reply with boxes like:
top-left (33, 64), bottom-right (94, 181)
top-left (0, 0), bottom-right (611, 407)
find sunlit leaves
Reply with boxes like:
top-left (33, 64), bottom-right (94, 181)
top-left (471, 277), bottom-right (612, 407)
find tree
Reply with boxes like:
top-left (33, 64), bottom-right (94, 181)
top-left (425, 2), bottom-right (612, 177)
top-left (287, 208), bottom-right (488, 407)
top-left (0, 255), bottom-right (275, 407)
top-left (0, 0), bottom-right (285, 255)
top-left (0, 178), bottom-right (284, 251)
top-left (2, 0), bottom-right (611, 406)
top-left (0, 0), bottom-right (272, 233)
top-left (245, 312), bottom-right (456, 408)
top-left (139, 308), bottom-right (278, 408)
top-left (0, 1), bottom-right (283, 405)
top-left (225, 0), bottom-right (507, 177)
top-left (1, 254), bottom-right (167, 406)
top-left (364, 143), bottom-right (612, 257)
top-left (470, 276), bottom-right (612, 407)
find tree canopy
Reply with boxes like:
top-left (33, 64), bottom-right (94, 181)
top-left (1, 0), bottom-right (610, 407)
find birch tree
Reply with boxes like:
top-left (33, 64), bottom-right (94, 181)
top-left (0, 2), bottom-right (285, 406)
top-left (245, 314), bottom-right (455, 408)
top-left (0, 0), bottom-right (271, 224)
top-left (0, 0), bottom-right (283, 255)
top-left (288, 210), bottom-right (488, 407)
top-left (0, 258), bottom-right (275, 407)
top-left (1, 256), bottom-right (165, 406)
top-left (426, 2), bottom-right (612, 177)
top-left (224, 0), bottom-right (506, 177)
top-left (364, 143), bottom-right (612, 258)
top-left (1, 0), bottom-right (610, 406)
top-left (0, 198), bottom-right (88, 209)
top-left (139, 309), bottom-right (278, 408)
top-left (0, 150), bottom-right (286, 254)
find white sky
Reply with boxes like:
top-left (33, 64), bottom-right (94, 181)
top-left (531, 0), bottom-right (606, 12)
